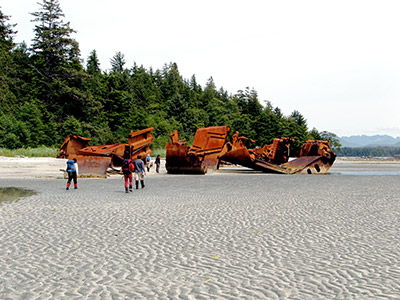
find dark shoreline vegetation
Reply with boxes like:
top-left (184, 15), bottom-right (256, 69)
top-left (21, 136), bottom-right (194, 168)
top-left (0, 1), bottom-right (342, 157)
top-left (0, 147), bottom-right (166, 158)
top-left (0, 187), bottom-right (37, 203)
top-left (1, 144), bottom-right (400, 159)
top-left (337, 147), bottom-right (400, 158)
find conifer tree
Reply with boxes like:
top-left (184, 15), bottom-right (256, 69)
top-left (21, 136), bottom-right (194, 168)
top-left (0, 4), bottom-right (328, 150)
top-left (86, 49), bottom-right (101, 75)
top-left (110, 51), bottom-right (126, 73)
top-left (31, 0), bottom-right (81, 75)
top-left (0, 8), bottom-right (16, 113)
top-left (0, 9), bottom-right (15, 52)
top-left (30, 0), bottom-right (85, 118)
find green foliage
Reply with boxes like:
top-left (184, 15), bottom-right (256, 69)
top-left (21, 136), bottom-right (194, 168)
top-left (30, 0), bottom-right (86, 119)
top-left (0, 146), bottom-right (57, 157)
top-left (151, 148), bottom-right (166, 158)
top-left (0, 2), bottom-right (336, 155)
top-left (110, 51), bottom-right (126, 73)
top-left (61, 115), bottom-right (84, 137)
top-left (236, 88), bottom-right (263, 117)
top-left (0, 9), bottom-right (15, 51)
top-left (309, 127), bottom-right (322, 140)
top-left (337, 147), bottom-right (400, 158)
top-left (320, 131), bottom-right (342, 152)
top-left (0, 112), bottom-right (31, 148)
top-left (86, 50), bottom-right (101, 75)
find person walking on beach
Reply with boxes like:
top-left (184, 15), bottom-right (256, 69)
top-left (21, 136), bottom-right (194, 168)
top-left (133, 155), bottom-right (146, 189)
top-left (145, 153), bottom-right (152, 172)
top-left (66, 158), bottom-right (78, 190)
top-left (122, 158), bottom-right (135, 193)
top-left (155, 154), bottom-right (161, 173)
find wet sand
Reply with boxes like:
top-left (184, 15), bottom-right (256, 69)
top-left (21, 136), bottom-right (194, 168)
top-left (0, 158), bottom-right (399, 299)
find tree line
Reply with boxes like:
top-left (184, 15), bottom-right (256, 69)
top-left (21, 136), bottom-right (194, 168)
top-left (337, 147), bottom-right (400, 158)
top-left (0, 0), bottom-right (339, 155)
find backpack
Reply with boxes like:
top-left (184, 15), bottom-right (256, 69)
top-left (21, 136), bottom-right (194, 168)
top-left (66, 160), bottom-right (75, 172)
top-left (122, 159), bottom-right (132, 175)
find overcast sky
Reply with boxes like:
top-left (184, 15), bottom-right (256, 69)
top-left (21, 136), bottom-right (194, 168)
top-left (2, 0), bottom-right (400, 137)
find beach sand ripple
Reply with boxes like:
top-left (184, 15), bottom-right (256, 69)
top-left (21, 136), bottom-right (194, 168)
top-left (0, 166), bottom-right (400, 299)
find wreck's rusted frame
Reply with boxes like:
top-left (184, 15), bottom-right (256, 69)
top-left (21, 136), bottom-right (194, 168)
top-left (57, 128), bottom-right (154, 176)
top-left (166, 126), bottom-right (230, 174)
top-left (166, 126), bottom-right (336, 174)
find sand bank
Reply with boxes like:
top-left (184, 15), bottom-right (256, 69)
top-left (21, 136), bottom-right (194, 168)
top-left (0, 156), bottom-right (67, 179)
top-left (1, 156), bottom-right (399, 180)
top-left (0, 157), bottom-right (399, 299)
top-left (0, 156), bottom-right (167, 179)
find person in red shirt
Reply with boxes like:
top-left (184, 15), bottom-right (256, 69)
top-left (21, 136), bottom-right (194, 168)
top-left (122, 158), bottom-right (135, 193)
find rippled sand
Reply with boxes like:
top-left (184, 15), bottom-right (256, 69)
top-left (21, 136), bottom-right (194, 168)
top-left (0, 159), bottom-right (399, 299)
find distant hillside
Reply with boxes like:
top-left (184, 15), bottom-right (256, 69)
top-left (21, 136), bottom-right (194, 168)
top-left (339, 135), bottom-right (400, 147)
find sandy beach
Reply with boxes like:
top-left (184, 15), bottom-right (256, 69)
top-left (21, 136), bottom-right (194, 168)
top-left (0, 157), bottom-right (400, 299)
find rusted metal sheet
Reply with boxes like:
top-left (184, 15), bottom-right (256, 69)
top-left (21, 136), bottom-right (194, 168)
top-left (166, 126), bottom-right (336, 175)
top-left (70, 155), bottom-right (112, 177)
top-left (221, 135), bottom-right (336, 174)
top-left (166, 126), bottom-right (230, 174)
top-left (281, 156), bottom-right (335, 174)
top-left (251, 137), bottom-right (294, 165)
top-left (284, 139), bottom-right (337, 174)
top-left (57, 128), bottom-right (154, 176)
top-left (224, 136), bottom-right (336, 174)
top-left (57, 135), bottom-right (91, 158)
top-left (78, 143), bottom-right (126, 157)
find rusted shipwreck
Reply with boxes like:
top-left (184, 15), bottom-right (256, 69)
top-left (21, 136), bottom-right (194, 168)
top-left (57, 128), bottom-right (154, 176)
top-left (166, 126), bottom-right (336, 174)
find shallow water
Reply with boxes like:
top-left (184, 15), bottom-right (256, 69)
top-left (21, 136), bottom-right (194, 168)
top-left (332, 171), bottom-right (400, 175)
top-left (329, 162), bottom-right (400, 176)
top-left (0, 187), bottom-right (36, 203)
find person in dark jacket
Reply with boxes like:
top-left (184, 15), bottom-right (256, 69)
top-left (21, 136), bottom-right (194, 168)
top-left (122, 158), bottom-right (135, 193)
top-left (155, 154), bottom-right (161, 173)
top-left (133, 155), bottom-right (146, 189)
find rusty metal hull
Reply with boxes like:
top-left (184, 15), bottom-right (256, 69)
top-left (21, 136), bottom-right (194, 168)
top-left (221, 146), bottom-right (335, 175)
top-left (220, 133), bottom-right (336, 174)
top-left (166, 141), bottom-right (206, 174)
top-left (57, 128), bottom-right (154, 176)
top-left (282, 156), bottom-right (335, 174)
top-left (57, 135), bottom-right (90, 158)
top-left (249, 155), bottom-right (335, 174)
top-left (72, 155), bottom-right (112, 177)
top-left (166, 126), bottom-right (230, 174)
top-left (166, 126), bottom-right (336, 175)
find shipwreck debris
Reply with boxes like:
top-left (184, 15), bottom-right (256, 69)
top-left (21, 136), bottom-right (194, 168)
top-left (166, 127), bottom-right (336, 174)
top-left (57, 128), bottom-right (154, 176)
top-left (166, 126), bottom-right (230, 174)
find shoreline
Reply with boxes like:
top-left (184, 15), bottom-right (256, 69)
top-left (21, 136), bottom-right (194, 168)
top-left (1, 156), bottom-right (400, 180)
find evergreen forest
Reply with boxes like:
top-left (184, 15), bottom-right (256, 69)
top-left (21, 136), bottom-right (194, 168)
top-left (0, 0), bottom-right (338, 156)
top-left (337, 147), bottom-right (400, 158)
